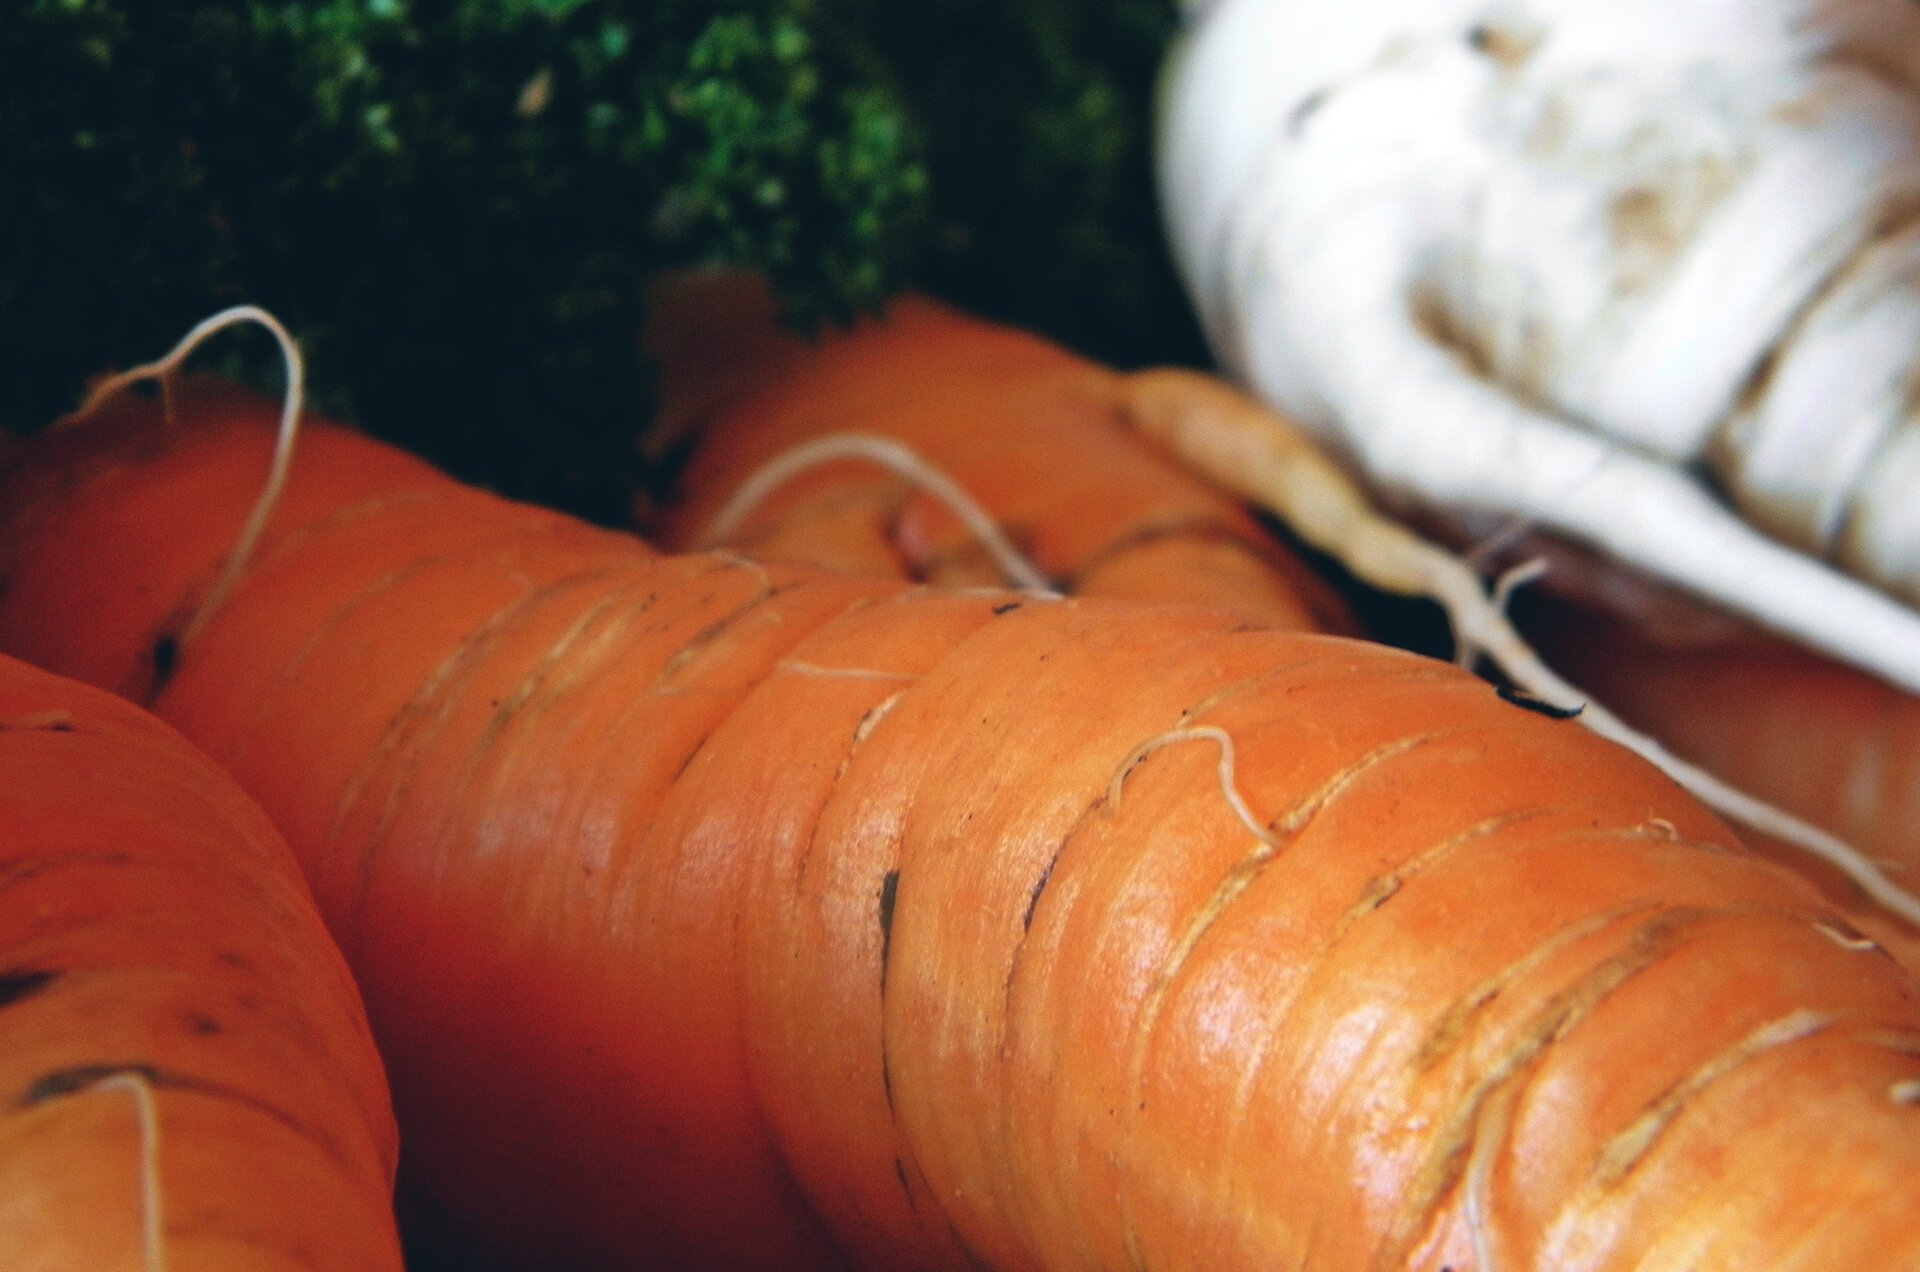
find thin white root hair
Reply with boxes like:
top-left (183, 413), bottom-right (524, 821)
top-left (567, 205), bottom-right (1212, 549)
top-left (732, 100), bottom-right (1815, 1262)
top-left (1488, 558), bottom-right (1548, 622)
top-left (1107, 724), bottom-right (1280, 848)
top-left (70, 305), bottom-right (307, 649)
top-left (697, 432), bottom-right (1059, 595)
top-left (1454, 557), bottom-right (1549, 670)
top-left (90, 1070), bottom-right (164, 1272)
top-left (1120, 368), bottom-right (1920, 930)
top-left (1813, 921), bottom-right (1880, 953)
top-left (1450, 566), bottom-right (1920, 930)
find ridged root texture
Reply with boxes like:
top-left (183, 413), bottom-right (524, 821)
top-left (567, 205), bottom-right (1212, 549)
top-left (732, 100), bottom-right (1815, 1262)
top-left (646, 281), bottom-right (1354, 636)
top-left (2, 380), bottom-right (1918, 1269)
top-left (0, 652), bottom-right (401, 1269)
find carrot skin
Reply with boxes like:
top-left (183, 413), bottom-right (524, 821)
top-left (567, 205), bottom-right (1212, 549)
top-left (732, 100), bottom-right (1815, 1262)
top-left (0, 651), bottom-right (402, 1270)
top-left (5, 382), bottom-right (1920, 1268)
top-left (1526, 595), bottom-right (1920, 960)
top-left (647, 275), bottom-right (1353, 634)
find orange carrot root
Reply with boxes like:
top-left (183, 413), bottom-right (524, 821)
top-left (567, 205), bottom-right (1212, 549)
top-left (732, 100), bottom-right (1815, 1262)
top-left (0, 652), bottom-right (402, 1270)
top-left (7, 377), bottom-right (1920, 1269)
top-left (700, 432), bottom-right (1058, 594)
top-left (645, 273), bottom-right (1354, 635)
top-left (647, 280), bottom-right (1920, 935)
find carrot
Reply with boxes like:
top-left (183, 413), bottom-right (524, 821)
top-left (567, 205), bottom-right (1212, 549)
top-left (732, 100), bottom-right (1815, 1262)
top-left (0, 650), bottom-right (401, 1269)
top-left (651, 283), bottom-right (1920, 935)
top-left (644, 271), bottom-right (1354, 633)
top-left (6, 375), bottom-right (1920, 1269)
top-left (1523, 587), bottom-right (1920, 962)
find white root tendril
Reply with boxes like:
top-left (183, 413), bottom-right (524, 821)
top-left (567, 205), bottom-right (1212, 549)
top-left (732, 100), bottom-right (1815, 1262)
top-left (1814, 921), bottom-right (1881, 952)
top-left (1457, 556), bottom-right (1550, 669)
top-left (697, 433), bottom-right (1060, 596)
top-left (1488, 558), bottom-right (1549, 621)
top-left (1107, 724), bottom-right (1280, 847)
top-left (1119, 368), bottom-right (1920, 930)
top-left (69, 305), bottom-right (307, 649)
top-left (90, 1070), bottom-right (164, 1272)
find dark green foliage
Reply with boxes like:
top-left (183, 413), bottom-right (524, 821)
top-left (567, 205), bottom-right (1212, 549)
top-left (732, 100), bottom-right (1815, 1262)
top-left (2, 0), bottom-right (1189, 521)
top-left (2, 1), bottom-right (925, 519)
top-left (848, 0), bottom-right (1201, 370)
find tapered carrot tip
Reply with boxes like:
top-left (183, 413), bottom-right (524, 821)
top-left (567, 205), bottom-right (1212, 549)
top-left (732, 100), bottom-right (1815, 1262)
top-left (0, 652), bottom-right (402, 1270)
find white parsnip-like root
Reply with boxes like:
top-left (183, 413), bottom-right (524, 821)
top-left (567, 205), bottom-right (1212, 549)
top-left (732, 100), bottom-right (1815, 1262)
top-left (1119, 367), bottom-right (1920, 929)
top-left (66, 305), bottom-right (307, 647)
top-left (1158, 0), bottom-right (1920, 693)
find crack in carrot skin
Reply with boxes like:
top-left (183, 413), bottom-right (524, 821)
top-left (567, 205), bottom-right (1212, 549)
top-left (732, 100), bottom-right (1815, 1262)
top-left (1413, 904), bottom-right (1662, 1075)
top-left (1377, 907), bottom-right (1731, 1271)
top-left (1588, 1009), bottom-right (1836, 1190)
top-left (1102, 724), bottom-right (1468, 1263)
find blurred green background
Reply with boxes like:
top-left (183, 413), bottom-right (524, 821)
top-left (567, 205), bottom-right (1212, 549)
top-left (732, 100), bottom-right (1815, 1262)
top-left (3, 0), bottom-right (1204, 524)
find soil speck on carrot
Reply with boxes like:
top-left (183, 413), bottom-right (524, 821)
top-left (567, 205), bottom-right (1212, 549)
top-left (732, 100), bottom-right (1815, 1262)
top-left (1496, 684), bottom-right (1584, 720)
top-left (0, 968), bottom-right (58, 1008)
top-left (878, 870), bottom-right (900, 971)
top-left (150, 635), bottom-right (179, 692)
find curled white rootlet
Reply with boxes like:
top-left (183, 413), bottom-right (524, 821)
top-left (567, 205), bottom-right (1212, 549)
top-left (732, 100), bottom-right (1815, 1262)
top-left (698, 432), bottom-right (1059, 596)
top-left (71, 305), bottom-right (307, 649)
top-left (1159, 0), bottom-right (1920, 692)
top-left (1107, 725), bottom-right (1280, 848)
